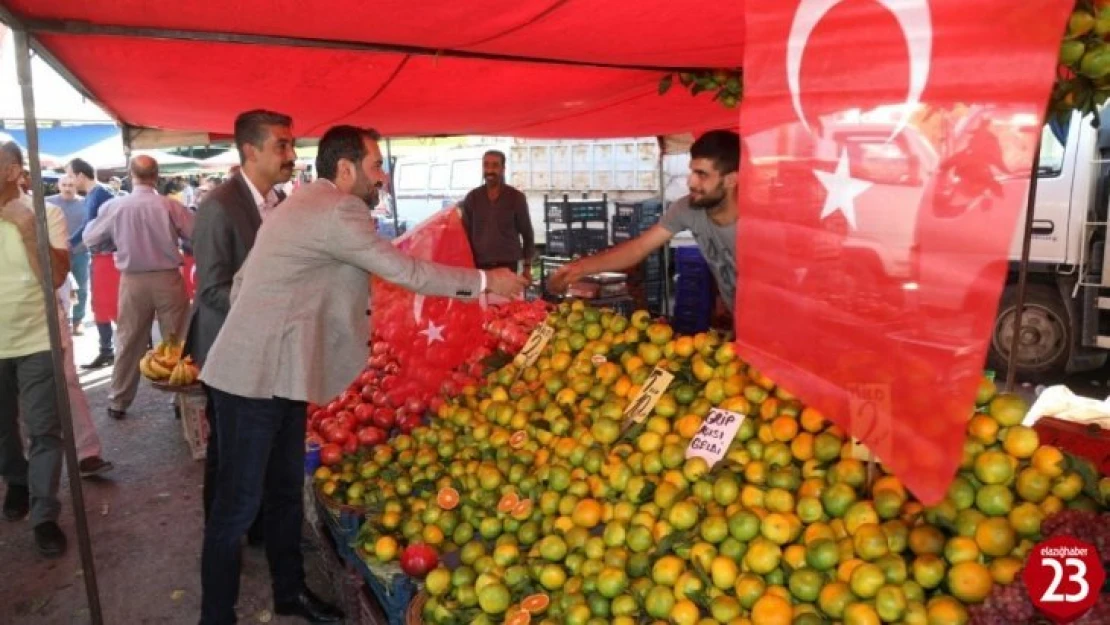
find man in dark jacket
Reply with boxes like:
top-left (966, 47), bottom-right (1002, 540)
top-left (185, 110), bottom-right (296, 541)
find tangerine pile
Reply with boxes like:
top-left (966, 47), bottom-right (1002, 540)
top-left (316, 301), bottom-right (1109, 625)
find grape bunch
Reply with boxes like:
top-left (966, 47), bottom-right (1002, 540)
top-left (969, 578), bottom-right (1036, 625)
top-left (1040, 510), bottom-right (1110, 563)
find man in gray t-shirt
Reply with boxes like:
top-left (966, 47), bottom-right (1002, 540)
top-left (549, 130), bottom-right (740, 310)
top-left (46, 174), bottom-right (90, 332)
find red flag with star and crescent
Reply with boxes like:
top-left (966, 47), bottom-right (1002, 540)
top-left (736, 0), bottom-right (1073, 503)
top-left (371, 208), bottom-right (485, 398)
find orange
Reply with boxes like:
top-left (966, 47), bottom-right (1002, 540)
top-left (437, 487), bottom-right (460, 510)
top-left (849, 563), bottom-right (886, 599)
top-left (973, 450), bottom-right (1014, 485)
top-left (1032, 445), bottom-right (1066, 478)
top-left (911, 554), bottom-right (946, 589)
top-left (989, 393), bottom-right (1028, 427)
top-left (974, 517), bottom-right (1016, 557)
top-left (926, 596), bottom-right (969, 625)
top-left (800, 407), bottom-right (826, 432)
top-left (944, 536), bottom-right (980, 565)
top-left (817, 581), bottom-right (855, 618)
top-left (908, 525), bottom-right (945, 556)
top-left (734, 573), bottom-right (767, 610)
top-left (1001, 425), bottom-right (1038, 459)
top-left (750, 594), bottom-right (793, 625)
top-left (966, 414), bottom-right (999, 445)
top-left (571, 499), bottom-right (603, 528)
top-left (852, 523), bottom-right (889, 561)
top-left (946, 561), bottom-right (993, 603)
top-left (843, 602), bottom-right (882, 625)
top-left (1008, 502), bottom-right (1045, 537)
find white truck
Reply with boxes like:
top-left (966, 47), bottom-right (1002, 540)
top-left (389, 138), bottom-right (691, 244)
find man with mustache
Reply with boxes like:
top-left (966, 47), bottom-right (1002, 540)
top-left (186, 109), bottom-right (296, 545)
top-left (549, 130), bottom-right (740, 312)
top-left (198, 125), bottom-right (527, 624)
top-left (83, 155), bottom-right (195, 420)
top-left (459, 149), bottom-right (535, 278)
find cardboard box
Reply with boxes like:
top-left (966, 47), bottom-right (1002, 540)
top-left (177, 392), bottom-right (209, 461)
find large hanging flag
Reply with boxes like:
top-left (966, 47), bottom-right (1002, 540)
top-left (371, 208), bottom-right (485, 400)
top-left (736, 0), bottom-right (1073, 503)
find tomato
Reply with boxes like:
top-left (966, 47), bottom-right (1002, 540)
top-left (371, 408), bottom-right (396, 430)
top-left (357, 426), bottom-right (387, 448)
top-left (335, 411), bottom-right (355, 432)
top-left (353, 404), bottom-right (375, 424)
top-left (326, 426), bottom-right (351, 445)
top-left (386, 388), bottom-right (407, 409)
top-left (405, 397), bottom-right (427, 416)
top-left (342, 437), bottom-right (358, 455)
top-left (318, 417), bottom-right (337, 436)
top-left (326, 400), bottom-right (343, 415)
top-left (400, 543), bottom-right (438, 578)
top-left (384, 363), bottom-right (400, 375)
top-left (360, 384), bottom-right (375, 402)
top-left (358, 371), bottom-right (376, 387)
top-left (397, 413), bottom-right (422, 434)
top-left (428, 397), bottom-right (445, 413)
top-left (371, 391), bottom-right (389, 407)
top-left (371, 342), bottom-right (390, 356)
top-left (320, 443), bottom-right (343, 466)
top-left (342, 390), bottom-right (360, 410)
top-left (380, 375), bottom-right (398, 392)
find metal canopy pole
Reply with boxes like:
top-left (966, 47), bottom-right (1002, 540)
top-left (13, 28), bottom-right (104, 625)
top-left (1005, 138), bottom-right (1044, 392)
top-left (385, 138), bottom-right (399, 233)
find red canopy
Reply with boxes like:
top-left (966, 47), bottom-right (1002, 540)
top-left (2, 1), bottom-right (744, 138)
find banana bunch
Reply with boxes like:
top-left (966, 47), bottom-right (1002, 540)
top-left (139, 336), bottom-right (197, 385)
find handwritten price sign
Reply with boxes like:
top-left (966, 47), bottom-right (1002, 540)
top-left (1024, 536), bottom-right (1105, 623)
top-left (686, 408), bottom-right (744, 468)
top-left (621, 366), bottom-right (674, 429)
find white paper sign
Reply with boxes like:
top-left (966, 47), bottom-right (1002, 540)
top-left (621, 366), bottom-right (675, 429)
top-left (685, 408), bottom-right (745, 468)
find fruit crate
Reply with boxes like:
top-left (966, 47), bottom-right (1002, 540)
top-left (675, 246), bottom-right (712, 278)
top-left (545, 225), bottom-right (609, 257)
top-left (544, 193), bottom-right (608, 224)
top-left (611, 199), bottom-right (664, 243)
top-left (351, 548), bottom-right (420, 625)
top-left (313, 488), bottom-right (366, 564)
top-left (1032, 417), bottom-right (1109, 475)
top-left (176, 392), bottom-right (208, 461)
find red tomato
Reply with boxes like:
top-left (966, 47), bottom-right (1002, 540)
top-left (405, 397), bottom-right (427, 416)
top-left (358, 370), bottom-right (376, 387)
top-left (326, 427), bottom-right (351, 445)
top-left (371, 408), bottom-right (396, 430)
top-left (356, 426), bottom-right (387, 448)
top-left (369, 354), bottom-right (389, 369)
top-left (397, 413), bottom-right (422, 434)
top-left (334, 411), bottom-right (355, 432)
top-left (342, 390), bottom-right (360, 410)
top-left (326, 400), bottom-right (343, 415)
top-left (371, 391), bottom-right (389, 407)
top-left (380, 375), bottom-right (399, 392)
top-left (320, 443), bottom-right (343, 466)
top-left (342, 437), bottom-right (358, 455)
top-left (361, 384), bottom-right (376, 402)
top-left (399, 543), bottom-right (438, 578)
top-left (353, 404), bottom-right (375, 424)
top-left (371, 342), bottom-right (390, 356)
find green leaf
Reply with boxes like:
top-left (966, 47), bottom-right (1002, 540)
top-left (654, 529), bottom-right (695, 557)
top-left (687, 587), bottom-right (712, 611)
top-left (1064, 451), bottom-right (1103, 501)
top-left (691, 559), bottom-right (715, 591)
top-left (635, 480), bottom-right (658, 505)
top-left (659, 74), bottom-right (674, 95)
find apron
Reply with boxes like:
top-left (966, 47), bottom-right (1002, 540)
top-left (90, 253), bottom-right (121, 323)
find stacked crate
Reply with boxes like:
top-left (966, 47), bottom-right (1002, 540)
top-left (544, 193), bottom-right (609, 257)
top-left (672, 247), bottom-right (714, 335)
top-left (612, 199), bottom-right (667, 315)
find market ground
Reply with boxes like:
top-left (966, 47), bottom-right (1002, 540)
top-left (0, 326), bottom-right (1104, 624)
top-left (0, 327), bottom-right (354, 625)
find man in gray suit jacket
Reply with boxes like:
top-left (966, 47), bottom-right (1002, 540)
top-left (198, 126), bottom-right (527, 625)
top-left (186, 110), bottom-right (295, 543)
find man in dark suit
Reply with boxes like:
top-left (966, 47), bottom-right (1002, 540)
top-left (185, 110), bottom-right (296, 542)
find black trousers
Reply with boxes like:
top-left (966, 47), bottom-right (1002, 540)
top-left (200, 389), bottom-right (306, 625)
top-left (202, 384), bottom-right (264, 543)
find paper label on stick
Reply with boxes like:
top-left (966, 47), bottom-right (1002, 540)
top-left (686, 408), bottom-right (744, 468)
top-left (621, 366), bottom-right (674, 427)
top-left (516, 324), bottom-right (555, 369)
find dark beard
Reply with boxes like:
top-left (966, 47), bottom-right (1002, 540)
top-left (689, 191), bottom-right (725, 210)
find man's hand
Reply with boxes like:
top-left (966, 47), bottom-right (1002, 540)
top-left (485, 268), bottom-right (529, 298)
top-left (547, 261), bottom-right (585, 294)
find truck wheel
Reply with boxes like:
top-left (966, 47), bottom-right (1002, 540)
top-left (988, 284), bottom-right (1070, 379)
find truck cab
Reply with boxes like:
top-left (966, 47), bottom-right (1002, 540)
top-left (990, 108), bottom-right (1110, 378)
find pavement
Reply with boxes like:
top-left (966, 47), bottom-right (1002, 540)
top-left (0, 323), bottom-right (347, 625)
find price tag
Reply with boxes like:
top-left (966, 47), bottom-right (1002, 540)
top-left (847, 383), bottom-right (890, 462)
top-left (514, 324), bottom-right (555, 369)
top-left (685, 408), bottom-right (744, 468)
top-left (1024, 536), bottom-right (1105, 623)
top-left (621, 366), bottom-right (674, 428)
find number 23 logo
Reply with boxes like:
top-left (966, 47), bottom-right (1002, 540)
top-left (1040, 558), bottom-right (1089, 603)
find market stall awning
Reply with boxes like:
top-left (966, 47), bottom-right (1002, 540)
top-left (0, 1), bottom-right (744, 139)
top-left (4, 122), bottom-right (117, 155)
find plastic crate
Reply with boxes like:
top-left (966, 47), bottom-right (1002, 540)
top-left (546, 226), bottom-right (609, 256)
top-left (588, 295), bottom-right (635, 316)
top-left (1033, 417), bottom-right (1109, 475)
top-left (545, 193), bottom-right (608, 224)
top-left (350, 548), bottom-right (420, 625)
top-left (313, 490), bottom-right (365, 564)
top-left (611, 199), bottom-right (664, 242)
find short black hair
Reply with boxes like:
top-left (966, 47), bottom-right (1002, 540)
top-left (315, 125), bottom-right (382, 181)
top-left (690, 130), bottom-right (741, 174)
top-left (0, 141), bottom-right (24, 167)
top-left (67, 157), bottom-right (95, 180)
top-left (483, 150), bottom-right (506, 167)
top-left (234, 109), bottom-right (293, 164)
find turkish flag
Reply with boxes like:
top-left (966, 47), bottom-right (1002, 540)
top-left (736, 0), bottom-right (1072, 503)
top-left (371, 208), bottom-right (485, 398)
